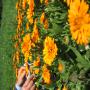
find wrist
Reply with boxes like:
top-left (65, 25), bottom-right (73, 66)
top-left (15, 84), bottom-right (22, 90)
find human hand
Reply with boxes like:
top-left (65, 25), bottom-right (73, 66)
top-left (22, 75), bottom-right (35, 90)
top-left (16, 66), bottom-right (35, 90)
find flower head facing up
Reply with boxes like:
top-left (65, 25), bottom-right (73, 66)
top-left (43, 36), bottom-right (58, 66)
top-left (42, 64), bottom-right (51, 84)
top-left (68, 0), bottom-right (90, 45)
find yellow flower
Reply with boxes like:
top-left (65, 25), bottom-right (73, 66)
top-left (34, 68), bottom-right (40, 74)
top-left (40, 12), bottom-right (49, 29)
top-left (68, 0), bottom-right (90, 45)
top-left (42, 64), bottom-right (51, 84)
top-left (62, 85), bottom-right (68, 90)
top-left (45, 0), bottom-right (48, 5)
top-left (27, 0), bottom-right (34, 24)
top-left (31, 20), bottom-right (39, 43)
top-left (16, 2), bottom-right (19, 10)
top-left (44, 19), bottom-right (49, 29)
top-left (33, 56), bottom-right (40, 67)
top-left (58, 62), bottom-right (64, 73)
top-left (21, 34), bottom-right (32, 62)
top-left (43, 36), bottom-right (58, 66)
top-left (40, 12), bottom-right (45, 24)
top-left (26, 22), bottom-right (30, 30)
top-left (22, 0), bottom-right (26, 10)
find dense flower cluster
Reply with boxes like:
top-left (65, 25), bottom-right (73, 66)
top-left (13, 0), bottom-right (90, 89)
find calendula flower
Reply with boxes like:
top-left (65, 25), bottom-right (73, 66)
top-left (16, 2), bottom-right (19, 10)
top-left (62, 85), bottom-right (68, 90)
top-left (27, 0), bottom-right (34, 24)
top-left (40, 12), bottom-right (49, 29)
top-left (44, 19), bottom-right (49, 29)
top-left (26, 22), bottom-right (30, 30)
top-left (43, 36), bottom-right (58, 66)
top-left (45, 0), bottom-right (48, 5)
top-left (68, 0), bottom-right (90, 45)
top-left (17, 11), bottom-right (23, 30)
top-left (40, 12), bottom-right (45, 24)
top-left (16, 51), bottom-right (20, 64)
top-left (34, 68), bottom-right (40, 74)
top-left (22, 0), bottom-right (26, 10)
top-left (42, 64), bottom-right (51, 84)
top-left (33, 56), bottom-right (40, 67)
top-left (31, 20), bottom-right (39, 43)
top-left (58, 62), bottom-right (64, 73)
top-left (21, 34), bottom-right (32, 62)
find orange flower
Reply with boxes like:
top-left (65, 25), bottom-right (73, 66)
top-left (42, 64), bottom-right (51, 84)
top-left (21, 34), bottom-right (32, 62)
top-left (40, 12), bottom-right (45, 24)
top-left (26, 22), bottom-right (30, 30)
top-left (22, 0), bottom-right (26, 10)
top-left (40, 12), bottom-right (49, 29)
top-left (43, 36), bottom-right (58, 66)
top-left (27, 0), bottom-right (34, 24)
top-left (16, 51), bottom-right (20, 64)
top-left (16, 2), bottom-right (19, 10)
top-left (34, 68), bottom-right (40, 74)
top-left (62, 85), bottom-right (68, 90)
top-left (44, 19), bottom-right (49, 29)
top-left (68, 0), bottom-right (90, 45)
top-left (45, 0), bottom-right (48, 5)
top-left (31, 20), bottom-right (39, 43)
top-left (58, 63), bottom-right (64, 73)
top-left (33, 56), bottom-right (40, 67)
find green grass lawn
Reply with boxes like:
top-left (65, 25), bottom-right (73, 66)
top-left (0, 0), bottom-right (17, 89)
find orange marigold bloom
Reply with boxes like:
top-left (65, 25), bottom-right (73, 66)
top-left (44, 19), bottom-right (49, 29)
top-left (42, 64), bottom-right (51, 84)
top-left (16, 2), bottom-right (19, 10)
top-left (68, 0), bottom-right (90, 45)
top-left (26, 22), bottom-right (30, 30)
top-left (58, 63), bottom-right (64, 73)
top-left (45, 0), bottom-right (48, 5)
top-left (34, 68), bottom-right (40, 74)
top-left (21, 34), bottom-right (32, 62)
top-left (43, 36), bottom-right (58, 66)
top-left (62, 85), bottom-right (68, 90)
top-left (22, 0), bottom-right (27, 10)
top-left (33, 56), bottom-right (40, 67)
top-left (31, 20), bottom-right (39, 43)
top-left (27, 0), bottom-right (34, 24)
top-left (40, 12), bottom-right (45, 24)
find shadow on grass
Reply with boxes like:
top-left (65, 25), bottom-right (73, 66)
top-left (0, 0), bottom-right (2, 26)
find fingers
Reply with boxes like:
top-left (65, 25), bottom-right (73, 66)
top-left (18, 66), bottom-right (25, 78)
top-left (23, 74), bottom-right (35, 87)
top-left (19, 71), bottom-right (26, 80)
top-left (27, 81), bottom-right (33, 89)
top-left (30, 84), bottom-right (35, 90)
top-left (16, 71), bottom-right (26, 86)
